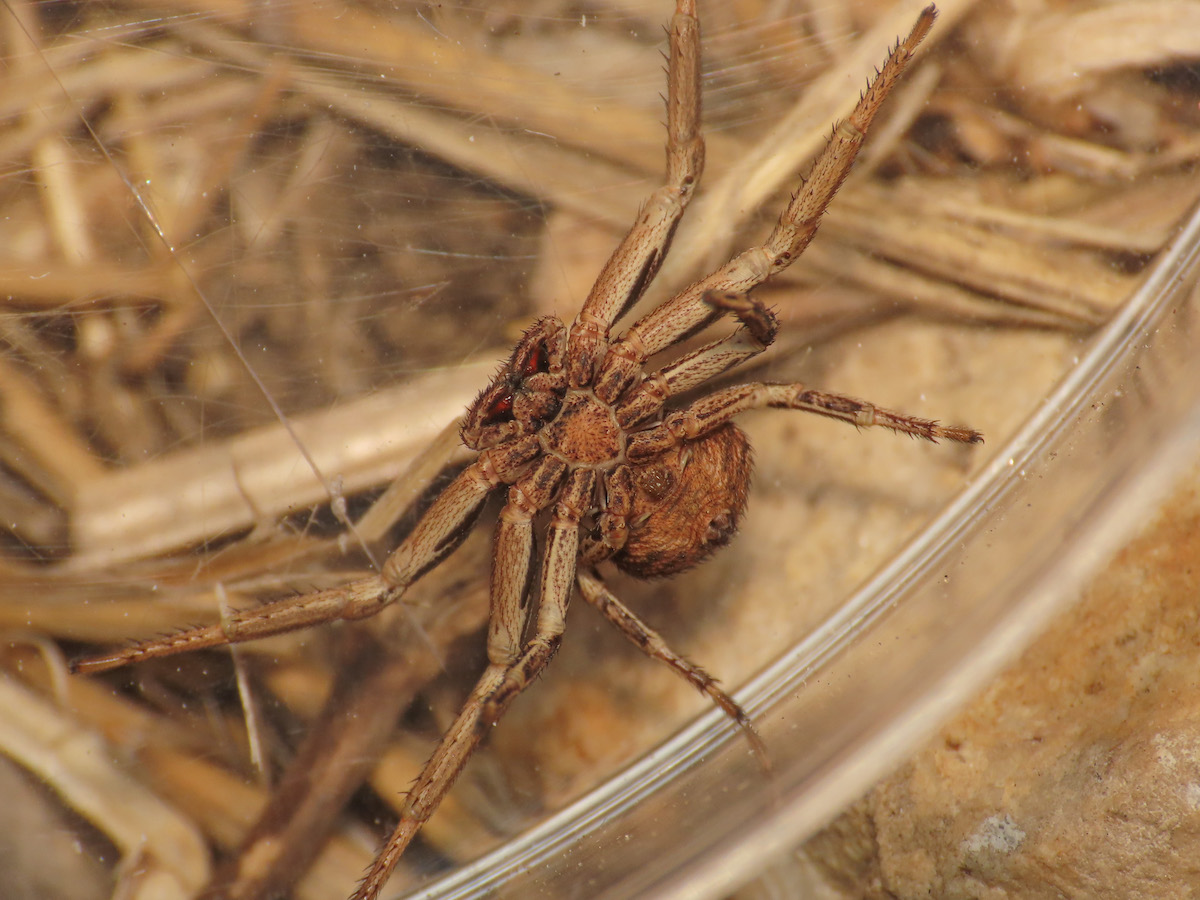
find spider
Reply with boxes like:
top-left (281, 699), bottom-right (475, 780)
top-left (72, 3), bottom-right (979, 898)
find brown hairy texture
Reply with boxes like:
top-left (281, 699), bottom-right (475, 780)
top-left (615, 424), bottom-right (752, 578)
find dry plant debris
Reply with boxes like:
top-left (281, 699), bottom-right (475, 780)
top-left (0, 1), bottom-right (1199, 898)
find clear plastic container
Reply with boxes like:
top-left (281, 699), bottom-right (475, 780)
top-left (400, 200), bottom-right (1200, 899)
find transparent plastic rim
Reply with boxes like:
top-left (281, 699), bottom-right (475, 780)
top-left (401, 198), bottom-right (1200, 900)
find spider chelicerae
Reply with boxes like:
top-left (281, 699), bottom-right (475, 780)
top-left (73, 3), bottom-right (980, 897)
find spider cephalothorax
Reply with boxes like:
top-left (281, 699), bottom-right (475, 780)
top-left (72, 5), bottom-right (979, 899)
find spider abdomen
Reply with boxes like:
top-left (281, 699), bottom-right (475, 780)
top-left (613, 423), bottom-right (752, 578)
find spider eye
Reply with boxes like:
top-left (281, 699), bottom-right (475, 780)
top-left (519, 343), bottom-right (548, 377)
top-left (483, 389), bottom-right (515, 423)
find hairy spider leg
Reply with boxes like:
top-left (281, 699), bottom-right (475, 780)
top-left (352, 468), bottom-right (594, 900)
top-left (566, 0), bottom-right (704, 387)
top-left (594, 6), bottom-right (939, 405)
top-left (577, 566), bottom-right (768, 764)
top-left (68, 437), bottom-right (539, 675)
top-left (627, 383), bottom-right (983, 464)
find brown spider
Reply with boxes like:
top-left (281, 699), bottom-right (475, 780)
top-left (72, 3), bottom-right (979, 898)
